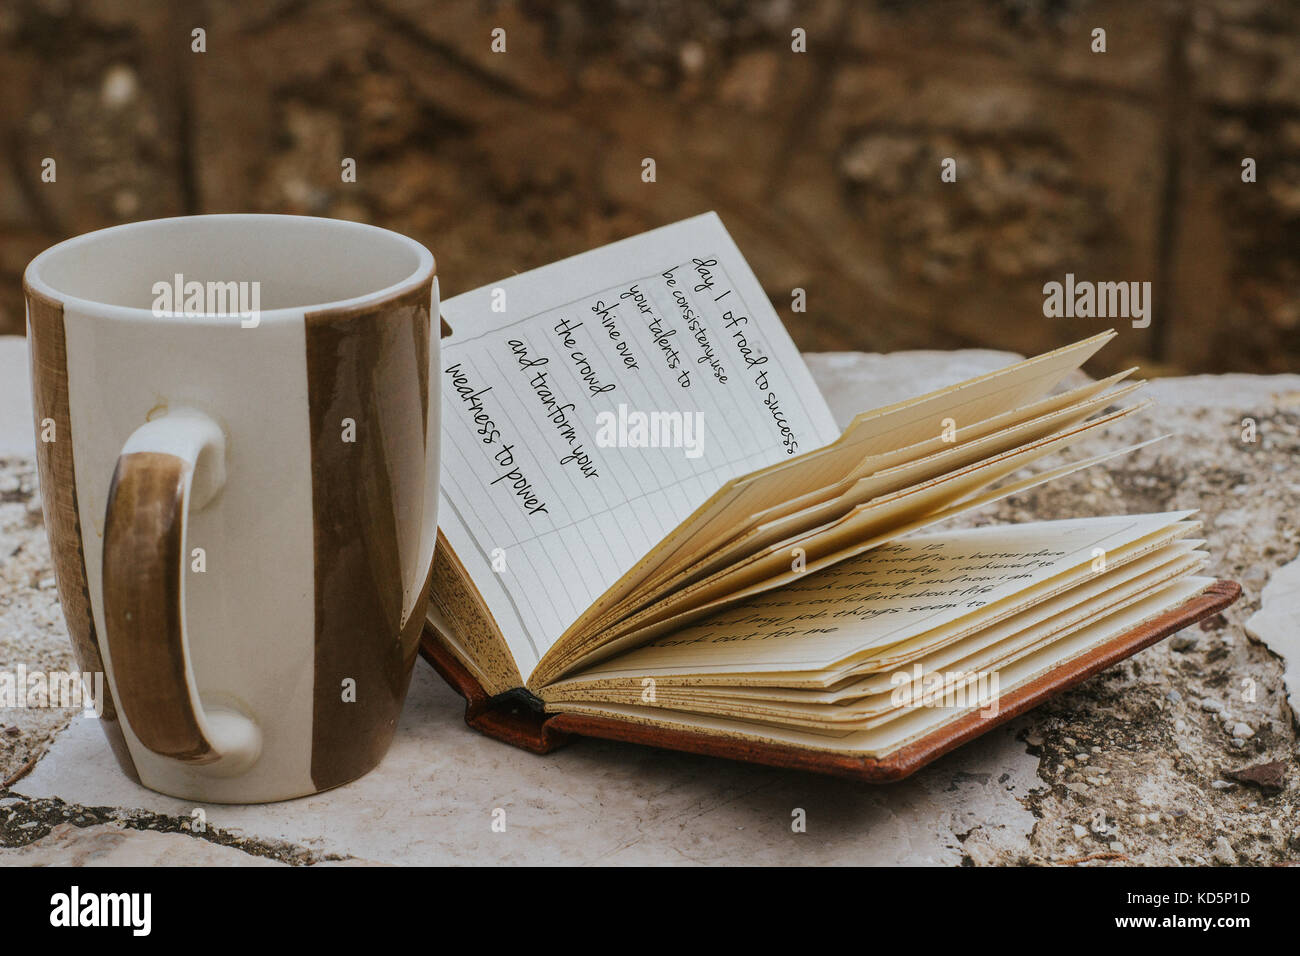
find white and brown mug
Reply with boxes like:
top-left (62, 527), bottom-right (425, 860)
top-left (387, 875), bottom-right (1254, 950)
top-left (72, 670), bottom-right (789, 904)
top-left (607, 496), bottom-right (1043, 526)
top-left (23, 214), bottom-right (439, 803)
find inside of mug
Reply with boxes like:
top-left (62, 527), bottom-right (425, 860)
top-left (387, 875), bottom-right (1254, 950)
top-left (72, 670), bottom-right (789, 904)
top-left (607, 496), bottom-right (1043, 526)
top-left (31, 215), bottom-right (426, 314)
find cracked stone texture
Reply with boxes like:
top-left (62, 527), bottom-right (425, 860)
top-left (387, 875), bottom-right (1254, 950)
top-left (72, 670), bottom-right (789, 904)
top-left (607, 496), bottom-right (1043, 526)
top-left (6, 668), bottom-right (1042, 866)
top-left (2, 336), bottom-right (1298, 865)
top-left (2, 822), bottom-right (288, 866)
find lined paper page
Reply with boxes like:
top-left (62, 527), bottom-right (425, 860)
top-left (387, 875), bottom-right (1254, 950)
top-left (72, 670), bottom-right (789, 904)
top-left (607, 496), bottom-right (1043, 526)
top-left (576, 331), bottom-right (1119, 635)
top-left (556, 512), bottom-right (1191, 679)
top-left (435, 214), bottom-right (840, 678)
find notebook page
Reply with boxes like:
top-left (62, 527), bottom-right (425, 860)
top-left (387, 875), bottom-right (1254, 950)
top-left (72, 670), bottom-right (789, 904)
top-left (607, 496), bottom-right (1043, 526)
top-left (546, 525), bottom-right (1200, 699)
top-left (558, 512), bottom-right (1190, 680)
top-left (548, 438), bottom-right (1161, 677)
top-left (574, 407), bottom-right (1145, 653)
top-left (563, 334), bottom-right (1123, 647)
top-left (639, 383), bottom-right (1146, 596)
top-left (550, 537), bottom-right (1202, 708)
top-left (633, 330), bottom-right (1118, 581)
top-left (545, 577), bottom-right (1216, 757)
top-left (435, 214), bottom-right (840, 678)
top-left (548, 544), bottom-right (1205, 727)
top-left (583, 550), bottom-right (1205, 731)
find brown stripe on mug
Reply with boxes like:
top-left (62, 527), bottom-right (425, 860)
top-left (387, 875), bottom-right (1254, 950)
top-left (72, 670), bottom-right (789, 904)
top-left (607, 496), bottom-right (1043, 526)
top-left (304, 279), bottom-right (435, 791)
top-left (23, 282), bottom-right (140, 781)
top-left (102, 451), bottom-right (218, 763)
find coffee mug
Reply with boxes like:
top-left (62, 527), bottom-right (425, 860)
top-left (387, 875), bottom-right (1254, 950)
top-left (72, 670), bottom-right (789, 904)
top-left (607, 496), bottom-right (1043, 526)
top-left (23, 214), bottom-right (439, 803)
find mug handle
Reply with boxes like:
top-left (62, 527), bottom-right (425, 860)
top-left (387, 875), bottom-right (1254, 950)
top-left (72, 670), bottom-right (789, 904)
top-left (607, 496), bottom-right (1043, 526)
top-left (103, 407), bottom-right (261, 774)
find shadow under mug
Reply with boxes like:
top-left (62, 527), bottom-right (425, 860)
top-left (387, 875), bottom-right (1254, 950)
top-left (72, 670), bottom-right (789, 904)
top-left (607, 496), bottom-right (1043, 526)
top-left (23, 214), bottom-right (439, 803)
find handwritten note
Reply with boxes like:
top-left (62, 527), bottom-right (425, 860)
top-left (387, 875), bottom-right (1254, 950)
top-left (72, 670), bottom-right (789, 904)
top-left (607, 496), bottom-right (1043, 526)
top-left (435, 214), bottom-right (840, 677)
top-left (567, 512), bottom-right (1188, 677)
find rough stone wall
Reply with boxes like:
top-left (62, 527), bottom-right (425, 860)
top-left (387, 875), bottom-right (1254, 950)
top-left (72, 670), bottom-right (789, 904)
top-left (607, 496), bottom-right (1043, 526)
top-left (1, 0), bottom-right (1296, 375)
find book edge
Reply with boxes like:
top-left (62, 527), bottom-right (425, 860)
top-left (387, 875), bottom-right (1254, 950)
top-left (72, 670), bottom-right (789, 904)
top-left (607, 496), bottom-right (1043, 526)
top-left (419, 579), bottom-right (1241, 781)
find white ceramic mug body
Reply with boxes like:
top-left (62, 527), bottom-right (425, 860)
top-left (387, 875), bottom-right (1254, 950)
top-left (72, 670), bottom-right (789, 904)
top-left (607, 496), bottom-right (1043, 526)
top-left (24, 215), bottom-right (439, 803)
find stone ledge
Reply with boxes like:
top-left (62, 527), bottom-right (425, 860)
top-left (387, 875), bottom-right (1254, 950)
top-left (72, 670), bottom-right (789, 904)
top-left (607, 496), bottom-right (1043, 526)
top-left (3, 335), bottom-right (1297, 865)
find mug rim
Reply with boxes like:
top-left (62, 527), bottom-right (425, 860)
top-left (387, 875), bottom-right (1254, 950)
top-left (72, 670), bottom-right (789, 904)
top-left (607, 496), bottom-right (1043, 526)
top-left (23, 213), bottom-right (436, 325)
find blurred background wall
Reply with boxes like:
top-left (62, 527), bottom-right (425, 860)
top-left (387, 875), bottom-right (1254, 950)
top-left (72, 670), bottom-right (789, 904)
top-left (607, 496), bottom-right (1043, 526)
top-left (1, 0), bottom-right (1296, 376)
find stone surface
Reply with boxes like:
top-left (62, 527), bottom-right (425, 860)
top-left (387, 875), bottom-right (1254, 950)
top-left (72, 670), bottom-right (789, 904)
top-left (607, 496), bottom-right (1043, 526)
top-left (2, 335), bottom-right (1298, 865)
top-left (0, 823), bottom-right (286, 866)
top-left (11, 666), bottom-right (1042, 866)
top-left (1245, 554), bottom-right (1300, 719)
top-left (1, 338), bottom-right (72, 792)
top-left (0, 338), bottom-right (33, 458)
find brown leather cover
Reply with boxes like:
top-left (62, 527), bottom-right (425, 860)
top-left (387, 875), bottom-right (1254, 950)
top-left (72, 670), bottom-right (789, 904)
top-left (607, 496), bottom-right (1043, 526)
top-left (419, 579), bottom-right (1241, 782)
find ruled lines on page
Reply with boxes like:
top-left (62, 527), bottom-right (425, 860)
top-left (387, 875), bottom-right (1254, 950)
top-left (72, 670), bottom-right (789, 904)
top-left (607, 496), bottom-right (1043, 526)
top-left (436, 214), bottom-right (839, 676)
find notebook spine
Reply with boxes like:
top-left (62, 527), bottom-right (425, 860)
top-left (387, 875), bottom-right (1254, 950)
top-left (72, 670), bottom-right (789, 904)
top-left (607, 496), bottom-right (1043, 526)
top-left (420, 633), bottom-right (572, 755)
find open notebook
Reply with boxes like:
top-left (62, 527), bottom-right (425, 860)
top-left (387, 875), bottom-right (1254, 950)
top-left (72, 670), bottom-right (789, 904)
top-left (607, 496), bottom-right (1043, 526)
top-left (423, 214), bottom-right (1239, 781)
